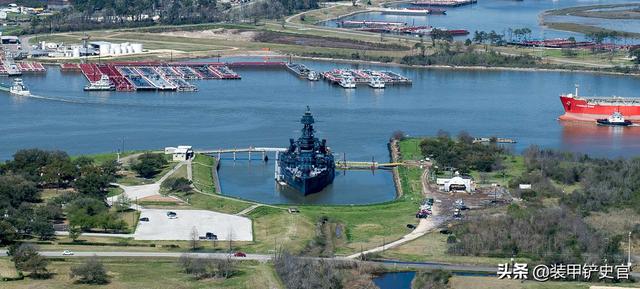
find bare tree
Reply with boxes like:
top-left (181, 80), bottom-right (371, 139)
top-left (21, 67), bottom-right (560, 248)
top-left (190, 226), bottom-right (199, 251)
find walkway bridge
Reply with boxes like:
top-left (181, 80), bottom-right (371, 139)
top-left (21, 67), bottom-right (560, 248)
top-left (196, 147), bottom-right (402, 170)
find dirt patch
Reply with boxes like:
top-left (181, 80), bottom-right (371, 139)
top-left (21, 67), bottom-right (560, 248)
top-left (160, 28), bottom-right (257, 42)
top-left (140, 195), bottom-right (181, 203)
top-left (254, 31), bottom-right (409, 51)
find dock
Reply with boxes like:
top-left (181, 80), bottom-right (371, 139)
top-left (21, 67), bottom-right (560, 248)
top-left (473, 137), bottom-right (517, 144)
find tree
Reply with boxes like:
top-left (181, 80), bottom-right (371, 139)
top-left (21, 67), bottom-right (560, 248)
top-left (31, 215), bottom-right (55, 240)
top-left (0, 220), bottom-right (18, 245)
top-left (131, 153), bottom-right (167, 179)
top-left (0, 174), bottom-right (39, 209)
top-left (430, 28), bottom-right (453, 46)
top-left (115, 194), bottom-right (131, 212)
top-left (190, 226), bottom-right (199, 251)
top-left (70, 256), bottom-right (109, 284)
top-left (630, 48), bottom-right (640, 64)
top-left (11, 244), bottom-right (49, 278)
top-left (414, 42), bottom-right (426, 57)
top-left (390, 130), bottom-right (406, 141)
top-left (162, 177), bottom-right (192, 193)
top-left (69, 226), bottom-right (82, 242)
top-left (75, 166), bottom-right (111, 199)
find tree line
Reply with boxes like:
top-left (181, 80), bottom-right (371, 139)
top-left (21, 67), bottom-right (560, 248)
top-left (419, 130), bottom-right (505, 173)
top-left (23, 0), bottom-right (319, 35)
top-left (274, 251), bottom-right (380, 289)
top-left (0, 149), bottom-right (122, 244)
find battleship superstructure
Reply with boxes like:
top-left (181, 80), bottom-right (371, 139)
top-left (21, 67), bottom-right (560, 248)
top-left (277, 107), bottom-right (335, 195)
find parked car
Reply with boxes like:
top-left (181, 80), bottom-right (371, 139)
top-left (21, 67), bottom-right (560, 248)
top-left (167, 211), bottom-right (177, 219)
top-left (233, 252), bottom-right (247, 257)
top-left (139, 217), bottom-right (149, 222)
top-left (406, 224), bottom-right (416, 229)
top-left (62, 250), bottom-right (74, 256)
top-left (205, 232), bottom-right (218, 240)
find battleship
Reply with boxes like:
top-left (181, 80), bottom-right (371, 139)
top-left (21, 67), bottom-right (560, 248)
top-left (277, 107), bottom-right (335, 195)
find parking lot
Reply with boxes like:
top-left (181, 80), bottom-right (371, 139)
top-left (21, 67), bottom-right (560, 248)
top-left (133, 209), bottom-right (253, 241)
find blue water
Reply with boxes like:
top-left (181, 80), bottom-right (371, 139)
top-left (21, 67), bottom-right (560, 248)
top-left (3, 57), bottom-right (640, 203)
top-left (323, 0), bottom-right (640, 41)
top-left (373, 271), bottom-right (416, 289)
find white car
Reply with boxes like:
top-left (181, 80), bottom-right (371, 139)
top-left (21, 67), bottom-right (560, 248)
top-left (62, 250), bottom-right (74, 256)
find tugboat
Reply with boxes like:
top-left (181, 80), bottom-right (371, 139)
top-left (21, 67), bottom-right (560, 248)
top-left (368, 76), bottom-right (385, 89)
top-left (9, 78), bottom-right (30, 96)
top-left (596, 111), bottom-right (633, 126)
top-left (276, 107), bottom-right (335, 195)
top-left (307, 71), bottom-right (320, 81)
top-left (84, 74), bottom-right (116, 91)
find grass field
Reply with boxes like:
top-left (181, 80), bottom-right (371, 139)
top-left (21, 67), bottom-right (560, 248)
top-left (0, 257), bottom-right (283, 289)
top-left (242, 206), bottom-right (314, 254)
top-left (192, 154), bottom-right (216, 193)
top-left (380, 231), bottom-right (524, 266)
top-left (298, 165), bottom-right (422, 255)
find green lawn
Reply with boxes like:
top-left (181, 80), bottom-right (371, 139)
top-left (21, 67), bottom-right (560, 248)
top-left (298, 164), bottom-right (423, 255)
top-left (399, 138), bottom-right (423, 161)
top-left (172, 191), bottom-right (253, 215)
top-left (0, 257), bottom-right (283, 289)
top-left (192, 154), bottom-right (216, 193)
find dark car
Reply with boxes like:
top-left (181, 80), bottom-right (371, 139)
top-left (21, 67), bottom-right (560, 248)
top-left (233, 252), bottom-right (247, 257)
top-left (205, 232), bottom-right (218, 240)
top-left (139, 217), bottom-right (149, 222)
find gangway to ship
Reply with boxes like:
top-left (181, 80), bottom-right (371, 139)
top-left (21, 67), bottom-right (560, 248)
top-left (336, 160), bottom-right (402, 170)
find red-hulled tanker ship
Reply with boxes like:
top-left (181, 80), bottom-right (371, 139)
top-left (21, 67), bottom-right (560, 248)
top-left (559, 86), bottom-right (640, 122)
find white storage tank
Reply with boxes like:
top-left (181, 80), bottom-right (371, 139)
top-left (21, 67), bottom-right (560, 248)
top-left (131, 43), bottom-right (143, 53)
top-left (99, 44), bottom-right (110, 56)
top-left (72, 47), bottom-right (80, 58)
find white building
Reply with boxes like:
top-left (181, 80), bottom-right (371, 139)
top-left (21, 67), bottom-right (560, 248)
top-left (437, 172), bottom-right (475, 193)
top-left (165, 145), bottom-right (194, 161)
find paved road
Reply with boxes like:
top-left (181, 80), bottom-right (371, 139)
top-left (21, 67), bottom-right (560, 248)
top-left (2, 250), bottom-right (637, 278)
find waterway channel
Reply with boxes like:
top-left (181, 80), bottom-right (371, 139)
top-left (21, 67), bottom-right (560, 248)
top-left (2, 57), bottom-right (640, 204)
top-left (322, 0), bottom-right (640, 42)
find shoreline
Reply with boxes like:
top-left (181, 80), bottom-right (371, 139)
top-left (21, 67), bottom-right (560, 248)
top-left (291, 55), bottom-right (640, 77)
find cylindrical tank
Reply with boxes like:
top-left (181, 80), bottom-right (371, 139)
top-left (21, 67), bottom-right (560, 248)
top-left (131, 43), bottom-right (143, 53)
top-left (99, 44), bottom-right (110, 56)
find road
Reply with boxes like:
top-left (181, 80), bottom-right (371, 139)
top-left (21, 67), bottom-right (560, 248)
top-left (4, 250), bottom-right (636, 279)
top-left (346, 164), bottom-right (444, 259)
